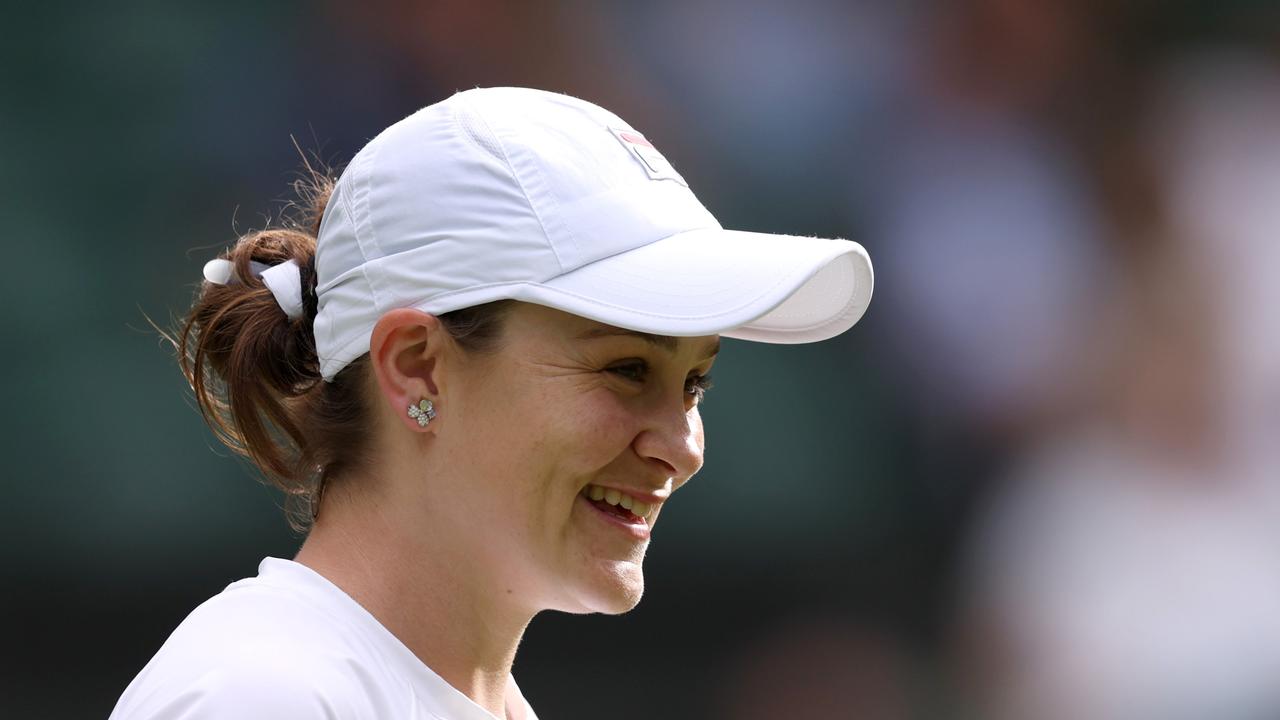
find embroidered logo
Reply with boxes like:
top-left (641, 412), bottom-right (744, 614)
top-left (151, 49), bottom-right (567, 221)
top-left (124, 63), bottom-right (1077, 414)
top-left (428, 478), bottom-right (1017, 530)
top-left (610, 127), bottom-right (688, 187)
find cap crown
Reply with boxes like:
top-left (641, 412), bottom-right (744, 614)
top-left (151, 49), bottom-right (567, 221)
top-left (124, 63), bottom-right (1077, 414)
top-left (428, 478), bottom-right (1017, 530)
top-left (313, 88), bottom-right (718, 377)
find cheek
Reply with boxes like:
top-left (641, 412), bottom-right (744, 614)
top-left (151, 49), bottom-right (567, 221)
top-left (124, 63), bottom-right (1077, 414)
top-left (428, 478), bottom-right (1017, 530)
top-left (584, 391), bottom-right (647, 453)
top-left (540, 391), bottom-right (639, 476)
top-left (461, 382), bottom-right (638, 491)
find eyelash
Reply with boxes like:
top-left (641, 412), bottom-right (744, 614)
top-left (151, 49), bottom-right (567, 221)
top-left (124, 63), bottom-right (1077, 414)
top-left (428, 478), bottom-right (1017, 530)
top-left (607, 361), bottom-right (714, 403)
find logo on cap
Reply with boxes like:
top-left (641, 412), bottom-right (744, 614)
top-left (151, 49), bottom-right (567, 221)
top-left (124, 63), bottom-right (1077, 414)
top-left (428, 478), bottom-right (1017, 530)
top-left (610, 127), bottom-right (688, 187)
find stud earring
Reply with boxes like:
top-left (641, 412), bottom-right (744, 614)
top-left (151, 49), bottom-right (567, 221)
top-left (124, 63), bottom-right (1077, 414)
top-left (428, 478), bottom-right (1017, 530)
top-left (407, 398), bottom-right (436, 428)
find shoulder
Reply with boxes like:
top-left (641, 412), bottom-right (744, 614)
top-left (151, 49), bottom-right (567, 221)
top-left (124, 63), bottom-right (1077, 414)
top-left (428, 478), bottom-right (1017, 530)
top-left (110, 567), bottom-right (384, 720)
top-left (110, 654), bottom-right (355, 720)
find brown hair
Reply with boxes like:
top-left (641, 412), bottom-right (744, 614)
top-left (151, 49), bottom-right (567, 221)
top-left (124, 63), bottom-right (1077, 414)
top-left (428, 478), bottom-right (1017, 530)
top-left (170, 166), bottom-right (513, 532)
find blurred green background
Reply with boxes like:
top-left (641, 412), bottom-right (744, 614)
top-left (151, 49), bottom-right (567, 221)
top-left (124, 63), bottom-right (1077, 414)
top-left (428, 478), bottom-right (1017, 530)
top-left (6, 2), bottom-right (1280, 718)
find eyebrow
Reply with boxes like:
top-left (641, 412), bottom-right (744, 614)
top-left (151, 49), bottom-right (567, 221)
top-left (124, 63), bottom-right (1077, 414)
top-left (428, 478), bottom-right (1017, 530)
top-left (577, 327), bottom-right (721, 358)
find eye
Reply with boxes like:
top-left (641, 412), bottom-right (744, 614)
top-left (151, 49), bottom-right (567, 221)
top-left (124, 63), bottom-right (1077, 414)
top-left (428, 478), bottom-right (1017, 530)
top-left (605, 361), bottom-right (712, 404)
top-left (686, 373), bottom-right (713, 404)
top-left (606, 360), bottom-right (649, 383)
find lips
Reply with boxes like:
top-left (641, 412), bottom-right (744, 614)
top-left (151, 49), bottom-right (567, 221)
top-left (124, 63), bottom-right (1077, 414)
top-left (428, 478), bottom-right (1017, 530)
top-left (581, 483), bottom-right (655, 521)
top-left (577, 482), bottom-right (671, 541)
top-left (579, 497), bottom-right (657, 544)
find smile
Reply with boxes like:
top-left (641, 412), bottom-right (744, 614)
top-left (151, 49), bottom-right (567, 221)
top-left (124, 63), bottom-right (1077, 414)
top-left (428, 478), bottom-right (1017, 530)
top-left (580, 484), bottom-right (655, 524)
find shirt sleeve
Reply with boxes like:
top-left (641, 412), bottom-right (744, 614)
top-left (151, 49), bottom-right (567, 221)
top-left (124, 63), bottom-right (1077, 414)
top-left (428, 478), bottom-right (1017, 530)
top-left (110, 659), bottom-right (355, 720)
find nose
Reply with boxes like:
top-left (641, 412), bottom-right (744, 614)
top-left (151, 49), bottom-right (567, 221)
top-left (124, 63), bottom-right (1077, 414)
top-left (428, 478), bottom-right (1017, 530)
top-left (632, 397), bottom-right (705, 484)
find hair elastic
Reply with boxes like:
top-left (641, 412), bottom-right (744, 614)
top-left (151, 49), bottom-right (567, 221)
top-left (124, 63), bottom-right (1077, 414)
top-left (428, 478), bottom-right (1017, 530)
top-left (203, 258), bottom-right (305, 321)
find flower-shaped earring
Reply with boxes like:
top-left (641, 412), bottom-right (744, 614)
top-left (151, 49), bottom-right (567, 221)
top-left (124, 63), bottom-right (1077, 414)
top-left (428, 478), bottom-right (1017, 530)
top-left (407, 398), bottom-right (436, 428)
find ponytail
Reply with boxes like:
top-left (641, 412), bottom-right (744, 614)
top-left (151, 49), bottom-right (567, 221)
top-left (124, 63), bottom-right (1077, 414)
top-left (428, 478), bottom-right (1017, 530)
top-left (167, 164), bottom-right (515, 532)
top-left (173, 171), bottom-right (371, 531)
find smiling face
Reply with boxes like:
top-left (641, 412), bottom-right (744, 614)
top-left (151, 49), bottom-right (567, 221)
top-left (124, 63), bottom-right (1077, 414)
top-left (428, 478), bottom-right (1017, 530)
top-left (431, 303), bottom-right (718, 615)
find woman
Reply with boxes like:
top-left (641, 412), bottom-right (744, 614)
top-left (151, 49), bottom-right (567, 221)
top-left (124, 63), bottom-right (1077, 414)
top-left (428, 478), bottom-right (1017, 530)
top-left (112, 87), bottom-right (873, 720)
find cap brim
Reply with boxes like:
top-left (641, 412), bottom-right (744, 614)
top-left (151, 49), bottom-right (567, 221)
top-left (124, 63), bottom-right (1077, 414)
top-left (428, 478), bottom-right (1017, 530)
top-left (515, 227), bottom-right (873, 343)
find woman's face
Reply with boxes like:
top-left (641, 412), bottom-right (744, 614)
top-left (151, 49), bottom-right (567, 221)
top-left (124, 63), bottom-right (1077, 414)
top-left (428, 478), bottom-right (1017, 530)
top-left (434, 303), bottom-right (718, 615)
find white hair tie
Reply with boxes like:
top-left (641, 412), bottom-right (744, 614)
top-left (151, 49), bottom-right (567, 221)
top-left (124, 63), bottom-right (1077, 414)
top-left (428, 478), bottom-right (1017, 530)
top-left (202, 258), bottom-right (306, 321)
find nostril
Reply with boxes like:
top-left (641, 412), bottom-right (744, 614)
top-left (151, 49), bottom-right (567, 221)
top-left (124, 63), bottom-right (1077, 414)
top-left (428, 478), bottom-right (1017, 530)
top-left (632, 438), bottom-right (678, 475)
top-left (650, 456), bottom-right (677, 476)
top-left (632, 414), bottom-right (702, 478)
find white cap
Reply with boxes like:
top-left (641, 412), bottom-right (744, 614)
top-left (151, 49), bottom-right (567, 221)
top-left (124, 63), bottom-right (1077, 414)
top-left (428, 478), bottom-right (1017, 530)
top-left (313, 87), bottom-right (873, 381)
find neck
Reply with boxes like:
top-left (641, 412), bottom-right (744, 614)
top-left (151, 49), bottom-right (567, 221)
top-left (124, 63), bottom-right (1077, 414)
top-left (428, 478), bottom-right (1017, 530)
top-left (295, 477), bottom-right (534, 719)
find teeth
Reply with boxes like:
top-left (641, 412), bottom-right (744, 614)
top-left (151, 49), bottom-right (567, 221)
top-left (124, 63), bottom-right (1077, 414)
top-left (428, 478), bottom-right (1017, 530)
top-left (583, 484), bottom-right (656, 521)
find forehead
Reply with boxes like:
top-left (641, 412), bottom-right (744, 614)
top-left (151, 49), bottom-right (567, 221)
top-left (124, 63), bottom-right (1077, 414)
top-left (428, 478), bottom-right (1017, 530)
top-left (512, 303), bottom-right (720, 358)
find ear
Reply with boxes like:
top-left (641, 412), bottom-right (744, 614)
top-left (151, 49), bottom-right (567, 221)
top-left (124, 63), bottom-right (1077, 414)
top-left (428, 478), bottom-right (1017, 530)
top-left (369, 308), bottom-right (450, 433)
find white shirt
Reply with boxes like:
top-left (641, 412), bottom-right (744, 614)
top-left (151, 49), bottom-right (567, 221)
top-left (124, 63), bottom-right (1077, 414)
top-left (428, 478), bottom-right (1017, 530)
top-left (110, 557), bottom-right (540, 720)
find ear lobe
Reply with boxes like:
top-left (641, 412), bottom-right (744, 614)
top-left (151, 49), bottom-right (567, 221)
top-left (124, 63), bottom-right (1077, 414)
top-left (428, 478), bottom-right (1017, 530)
top-left (369, 309), bottom-right (447, 429)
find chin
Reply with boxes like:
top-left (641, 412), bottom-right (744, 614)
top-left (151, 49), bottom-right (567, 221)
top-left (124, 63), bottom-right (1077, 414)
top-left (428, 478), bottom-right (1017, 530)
top-left (560, 561), bottom-right (646, 615)
top-left (592, 584), bottom-right (644, 615)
